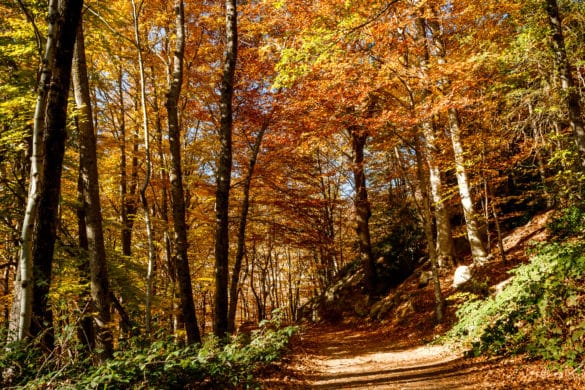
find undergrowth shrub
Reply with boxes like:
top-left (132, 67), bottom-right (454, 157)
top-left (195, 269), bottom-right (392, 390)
top-left (548, 205), bottom-right (585, 239)
top-left (78, 313), bottom-right (297, 389)
top-left (3, 312), bottom-right (297, 389)
top-left (446, 240), bottom-right (585, 367)
top-left (0, 327), bottom-right (93, 389)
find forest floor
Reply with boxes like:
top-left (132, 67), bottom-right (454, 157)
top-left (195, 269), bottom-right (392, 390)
top-left (260, 320), bottom-right (585, 389)
top-left (259, 211), bottom-right (585, 389)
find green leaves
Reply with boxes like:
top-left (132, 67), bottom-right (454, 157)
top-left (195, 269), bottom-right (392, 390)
top-left (446, 225), bottom-right (585, 367)
top-left (75, 316), bottom-right (297, 389)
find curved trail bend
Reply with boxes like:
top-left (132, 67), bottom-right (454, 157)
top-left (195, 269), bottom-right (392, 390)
top-left (263, 323), bottom-right (584, 389)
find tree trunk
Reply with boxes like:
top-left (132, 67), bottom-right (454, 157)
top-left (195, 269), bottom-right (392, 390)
top-left (492, 203), bottom-right (507, 264)
top-left (153, 67), bottom-right (175, 336)
top-left (422, 121), bottom-right (456, 267)
top-left (349, 127), bottom-right (376, 295)
top-left (9, 0), bottom-right (58, 344)
top-left (29, 0), bottom-right (84, 349)
top-left (413, 15), bottom-right (456, 268)
top-left (425, 10), bottom-right (488, 264)
top-left (72, 21), bottom-right (113, 362)
top-left (117, 68), bottom-right (136, 257)
top-left (227, 122), bottom-right (267, 333)
top-left (75, 163), bottom-right (94, 352)
top-left (413, 143), bottom-right (444, 323)
top-left (448, 109), bottom-right (489, 264)
top-left (130, 0), bottom-right (156, 336)
top-left (544, 0), bottom-right (585, 171)
top-left (166, 0), bottom-right (201, 345)
top-left (214, 0), bottom-right (237, 338)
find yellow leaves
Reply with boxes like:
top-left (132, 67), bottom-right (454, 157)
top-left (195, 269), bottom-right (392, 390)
top-left (273, 26), bottom-right (340, 89)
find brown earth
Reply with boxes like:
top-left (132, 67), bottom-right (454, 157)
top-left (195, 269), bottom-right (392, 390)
top-left (259, 211), bottom-right (585, 389)
top-left (261, 320), bottom-right (585, 389)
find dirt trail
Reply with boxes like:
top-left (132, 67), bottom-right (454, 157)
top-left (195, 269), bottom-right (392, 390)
top-left (262, 323), bottom-right (585, 389)
top-left (261, 212), bottom-right (585, 389)
top-left (298, 326), bottom-right (468, 389)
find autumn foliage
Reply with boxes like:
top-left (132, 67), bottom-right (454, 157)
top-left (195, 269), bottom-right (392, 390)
top-left (0, 0), bottom-right (584, 386)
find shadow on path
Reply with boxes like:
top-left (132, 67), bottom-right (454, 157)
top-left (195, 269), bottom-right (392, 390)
top-left (308, 355), bottom-right (495, 389)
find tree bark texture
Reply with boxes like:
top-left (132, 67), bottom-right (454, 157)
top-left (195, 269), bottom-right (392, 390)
top-left (73, 20), bottom-right (113, 362)
top-left (10, 0), bottom-right (59, 344)
top-left (166, 0), bottom-right (201, 344)
top-left (29, 0), bottom-right (84, 349)
top-left (214, 0), bottom-right (237, 338)
top-left (448, 109), bottom-right (489, 264)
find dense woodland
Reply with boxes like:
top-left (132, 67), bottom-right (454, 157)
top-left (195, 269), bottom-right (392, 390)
top-left (1, 0), bottom-right (585, 387)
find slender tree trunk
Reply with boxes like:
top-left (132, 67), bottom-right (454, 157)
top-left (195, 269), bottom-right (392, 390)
top-left (153, 68), bottom-right (175, 335)
top-left (349, 127), bottom-right (376, 295)
top-left (75, 162), bottom-right (94, 352)
top-left (29, 0), bottom-right (84, 349)
top-left (214, 0), bottom-right (237, 338)
top-left (422, 121), bottom-right (456, 267)
top-left (413, 144), bottom-right (444, 323)
top-left (491, 203), bottom-right (507, 264)
top-left (426, 11), bottom-right (488, 264)
top-left (414, 15), bottom-right (456, 268)
top-left (72, 21), bottom-right (113, 362)
top-left (448, 109), bottom-right (489, 264)
top-left (544, 0), bottom-right (585, 171)
top-left (166, 0), bottom-right (201, 344)
top-left (227, 123), bottom-right (267, 333)
top-left (9, 0), bottom-right (59, 344)
top-left (117, 68), bottom-right (136, 257)
top-left (130, 0), bottom-right (156, 336)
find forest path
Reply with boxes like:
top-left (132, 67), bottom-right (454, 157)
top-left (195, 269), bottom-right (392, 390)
top-left (262, 322), bottom-right (583, 389)
top-left (260, 212), bottom-right (583, 388)
top-left (291, 324), bottom-right (470, 389)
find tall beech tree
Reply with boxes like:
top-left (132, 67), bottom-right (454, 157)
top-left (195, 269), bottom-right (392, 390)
top-left (130, 0), bottom-right (157, 335)
top-left (413, 11), bottom-right (456, 268)
top-left (166, 0), bottom-right (201, 344)
top-left (28, 0), bottom-right (84, 348)
top-left (214, 0), bottom-right (237, 338)
top-left (9, 0), bottom-right (60, 343)
top-left (116, 67), bottom-right (138, 257)
top-left (72, 18), bottom-right (113, 361)
top-left (426, 5), bottom-right (489, 264)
